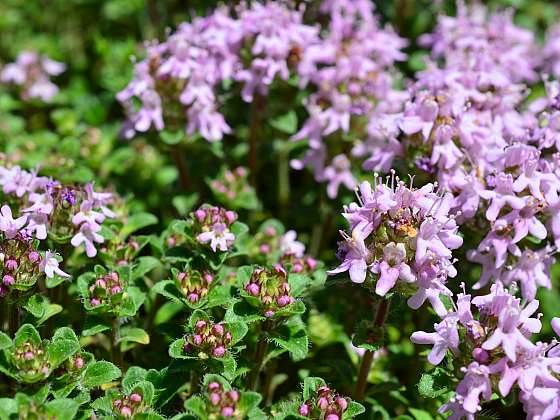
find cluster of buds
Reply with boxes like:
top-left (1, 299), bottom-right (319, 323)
top-left (183, 319), bottom-right (233, 358)
top-left (205, 381), bottom-right (240, 418)
top-left (112, 391), bottom-right (145, 418)
top-left (280, 253), bottom-right (317, 274)
top-left (99, 237), bottom-right (141, 267)
top-left (244, 266), bottom-right (295, 318)
top-left (191, 206), bottom-right (237, 252)
top-left (87, 271), bottom-right (124, 308)
top-left (253, 226), bottom-right (280, 257)
top-left (298, 386), bottom-right (349, 420)
top-left (210, 167), bottom-right (251, 201)
top-left (175, 269), bottom-right (214, 303)
top-left (0, 236), bottom-right (42, 297)
top-left (12, 341), bottom-right (50, 381)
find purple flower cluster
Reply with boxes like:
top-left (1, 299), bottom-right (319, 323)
top-left (329, 174), bottom-right (462, 316)
top-left (205, 381), bottom-right (240, 418)
top-left (87, 271), bottom-right (124, 308)
top-left (175, 269), bottom-right (214, 303)
top-left (191, 205), bottom-right (237, 252)
top-left (291, 0), bottom-right (407, 198)
top-left (118, 2), bottom-right (316, 142)
top-left (298, 385), bottom-right (349, 420)
top-left (412, 283), bottom-right (560, 419)
top-left (244, 265), bottom-right (295, 318)
top-left (359, 4), bottom-right (560, 302)
top-left (112, 392), bottom-right (145, 418)
top-left (0, 165), bottom-right (115, 257)
top-left (182, 319), bottom-right (233, 358)
top-left (1, 51), bottom-right (65, 102)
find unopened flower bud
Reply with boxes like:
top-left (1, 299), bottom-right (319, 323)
top-left (5, 259), bottom-right (17, 271)
top-left (336, 397), bottom-right (348, 411)
top-left (107, 272), bottom-right (119, 282)
top-left (208, 381), bottom-right (220, 391)
top-left (28, 251), bottom-right (39, 262)
top-left (259, 244), bottom-right (270, 254)
top-left (177, 272), bottom-right (187, 282)
top-left (246, 283), bottom-right (260, 296)
top-left (265, 227), bottom-right (276, 236)
top-left (193, 334), bottom-right (203, 345)
top-left (264, 309), bottom-right (275, 318)
top-left (120, 406), bottom-right (132, 417)
top-left (213, 346), bottom-right (226, 357)
top-left (195, 209), bottom-right (206, 222)
top-left (225, 211), bottom-right (236, 224)
top-left (299, 403), bottom-right (310, 416)
top-left (95, 279), bottom-right (106, 288)
top-left (3, 275), bottom-right (15, 286)
top-left (74, 357), bottom-right (84, 369)
top-left (277, 295), bottom-right (291, 307)
top-left (221, 406), bottom-right (234, 417)
top-left (188, 293), bottom-right (199, 302)
top-left (326, 414), bottom-right (339, 420)
top-left (293, 263), bottom-right (303, 273)
top-left (317, 397), bottom-right (329, 410)
top-left (110, 285), bottom-right (122, 294)
top-left (90, 298), bottom-right (101, 307)
top-left (24, 351), bottom-right (34, 360)
top-left (472, 347), bottom-right (490, 363)
top-left (113, 399), bottom-right (122, 408)
top-left (203, 273), bottom-right (213, 283)
top-left (212, 324), bottom-right (224, 336)
top-left (306, 258), bottom-right (317, 270)
top-left (129, 393), bottom-right (142, 403)
top-left (195, 320), bottom-right (207, 330)
top-left (210, 392), bottom-right (221, 405)
top-left (228, 390), bottom-right (239, 402)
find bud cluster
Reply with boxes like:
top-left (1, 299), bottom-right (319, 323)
top-left (253, 226), bottom-right (280, 257)
top-left (280, 253), bottom-right (318, 274)
top-left (175, 269), bottom-right (214, 303)
top-left (0, 236), bottom-right (42, 297)
top-left (183, 319), bottom-right (233, 358)
top-left (205, 381), bottom-right (240, 418)
top-left (210, 167), bottom-right (250, 201)
top-left (298, 386), bottom-right (349, 420)
top-left (112, 391), bottom-right (145, 418)
top-left (12, 341), bottom-right (50, 381)
top-left (87, 271), bottom-right (124, 308)
top-left (244, 266), bottom-right (295, 318)
top-left (192, 206), bottom-right (237, 252)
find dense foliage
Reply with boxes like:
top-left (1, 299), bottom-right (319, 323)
top-left (2, 0), bottom-right (560, 419)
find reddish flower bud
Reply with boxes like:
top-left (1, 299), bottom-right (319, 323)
top-left (74, 357), bottom-right (84, 369)
top-left (210, 392), bottom-right (221, 405)
top-left (246, 283), bottom-right (260, 296)
top-left (213, 346), bottom-right (226, 357)
top-left (335, 397), bottom-right (348, 411)
top-left (212, 324), bottom-right (224, 336)
top-left (5, 259), bottom-right (17, 271)
top-left (472, 347), bottom-right (490, 363)
top-left (129, 393), bottom-right (142, 403)
top-left (28, 251), bottom-right (40, 262)
top-left (3, 275), bottom-right (15, 286)
top-left (221, 406), bottom-right (234, 417)
top-left (299, 403), bottom-right (310, 416)
top-left (195, 320), bottom-right (207, 330)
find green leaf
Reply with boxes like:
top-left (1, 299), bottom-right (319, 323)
top-left (270, 111), bottom-right (298, 134)
top-left (45, 399), bottom-right (79, 419)
top-left (46, 339), bottom-right (80, 368)
top-left (408, 408), bottom-right (433, 420)
top-left (83, 361), bottom-right (121, 388)
top-left (118, 327), bottom-right (150, 345)
top-left (269, 318), bottom-right (308, 361)
top-left (132, 256), bottom-right (161, 279)
top-left (160, 130), bottom-right (184, 145)
top-left (82, 317), bottom-right (111, 336)
top-left (0, 332), bottom-right (12, 350)
top-left (184, 395), bottom-right (206, 418)
top-left (14, 324), bottom-right (41, 347)
top-left (173, 194), bottom-right (199, 216)
top-left (344, 401), bottom-right (366, 419)
top-left (169, 338), bottom-right (190, 359)
top-left (121, 212), bottom-right (158, 238)
top-left (236, 266), bottom-right (254, 288)
top-left (417, 372), bottom-right (448, 398)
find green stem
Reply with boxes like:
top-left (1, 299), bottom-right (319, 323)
top-left (354, 297), bottom-right (391, 401)
top-left (7, 302), bottom-right (19, 336)
top-left (249, 323), bottom-right (269, 390)
top-left (110, 317), bottom-right (123, 368)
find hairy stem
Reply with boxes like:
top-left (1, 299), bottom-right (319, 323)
top-left (354, 297), bottom-right (391, 400)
